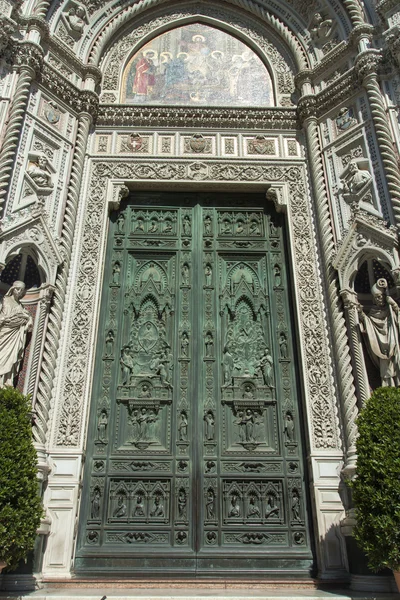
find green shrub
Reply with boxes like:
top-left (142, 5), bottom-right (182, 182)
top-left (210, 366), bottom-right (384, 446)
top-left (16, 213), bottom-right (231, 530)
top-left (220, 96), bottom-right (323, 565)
top-left (352, 386), bottom-right (400, 572)
top-left (0, 387), bottom-right (42, 569)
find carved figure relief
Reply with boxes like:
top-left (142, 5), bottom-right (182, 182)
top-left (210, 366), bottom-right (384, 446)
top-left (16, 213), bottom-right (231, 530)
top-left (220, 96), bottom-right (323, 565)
top-left (96, 410), bottom-right (108, 444)
top-left (0, 281), bottom-right (33, 387)
top-left (116, 213), bottom-right (125, 234)
top-left (112, 262), bottom-right (121, 285)
top-left (150, 495), bottom-right (165, 518)
top-left (181, 331), bottom-right (189, 357)
top-left (284, 412), bottom-right (295, 443)
top-left (340, 159), bottom-right (372, 205)
top-left (204, 410), bottom-right (215, 441)
top-left (178, 411), bottom-right (188, 441)
top-left (257, 348), bottom-right (274, 388)
top-left (105, 330), bottom-right (115, 356)
top-left (309, 12), bottom-right (335, 48)
top-left (178, 489), bottom-right (187, 519)
top-left (113, 495), bottom-right (127, 518)
top-left (279, 332), bottom-right (288, 359)
top-left (291, 490), bottom-right (301, 522)
top-left (26, 155), bottom-right (53, 189)
top-left (358, 278), bottom-right (400, 386)
top-left (91, 488), bottom-right (101, 519)
top-left (64, 4), bottom-right (87, 35)
top-left (206, 489), bottom-right (216, 520)
top-left (205, 332), bottom-right (214, 357)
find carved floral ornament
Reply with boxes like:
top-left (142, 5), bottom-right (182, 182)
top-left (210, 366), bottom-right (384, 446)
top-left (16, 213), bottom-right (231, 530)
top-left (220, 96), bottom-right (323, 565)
top-left (54, 159), bottom-right (339, 451)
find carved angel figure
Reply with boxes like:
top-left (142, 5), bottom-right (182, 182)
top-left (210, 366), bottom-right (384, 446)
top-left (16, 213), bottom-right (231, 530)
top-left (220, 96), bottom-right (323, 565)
top-left (358, 278), bottom-right (400, 387)
top-left (0, 281), bottom-right (33, 387)
top-left (27, 156), bottom-right (53, 188)
top-left (65, 5), bottom-right (86, 33)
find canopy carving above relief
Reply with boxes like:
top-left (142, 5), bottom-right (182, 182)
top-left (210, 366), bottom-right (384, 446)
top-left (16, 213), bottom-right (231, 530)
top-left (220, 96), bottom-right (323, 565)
top-left (120, 24), bottom-right (274, 107)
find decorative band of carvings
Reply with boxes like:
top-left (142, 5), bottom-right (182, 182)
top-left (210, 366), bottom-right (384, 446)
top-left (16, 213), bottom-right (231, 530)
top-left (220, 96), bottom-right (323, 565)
top-left (53, 159), bottom-right (339, 451)
top-left (298, 69), bottom-right (359, 121)
top-left (96, 106), bottom-right (299, 130)
top-left (41, 64), bottom-right (99, 119)
top-left (14, 41), bottom-right (44, 77)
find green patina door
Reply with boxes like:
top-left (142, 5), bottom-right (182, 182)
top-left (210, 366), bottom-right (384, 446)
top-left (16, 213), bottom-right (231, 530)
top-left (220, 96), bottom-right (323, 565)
top-left (75, 192), bottom-right (313, 577)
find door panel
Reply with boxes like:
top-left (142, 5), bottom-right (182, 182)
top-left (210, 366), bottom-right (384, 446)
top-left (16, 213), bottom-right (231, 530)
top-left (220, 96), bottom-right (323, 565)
top-left (75, 192), bottom-right (313, 577)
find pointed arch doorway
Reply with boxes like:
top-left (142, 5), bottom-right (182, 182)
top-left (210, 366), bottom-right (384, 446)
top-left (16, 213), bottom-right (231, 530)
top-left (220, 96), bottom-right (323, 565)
top-left (75, 190), bottom-right (314, 578)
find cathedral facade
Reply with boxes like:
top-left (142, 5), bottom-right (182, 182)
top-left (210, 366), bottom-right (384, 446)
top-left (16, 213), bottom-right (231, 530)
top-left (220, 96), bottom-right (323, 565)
top-left (0, 0), bottom-right (400, 590)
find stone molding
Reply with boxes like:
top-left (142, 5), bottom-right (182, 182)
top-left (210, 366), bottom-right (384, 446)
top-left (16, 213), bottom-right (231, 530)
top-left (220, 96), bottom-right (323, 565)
top-left (97, 106), bottom-right (299, 130)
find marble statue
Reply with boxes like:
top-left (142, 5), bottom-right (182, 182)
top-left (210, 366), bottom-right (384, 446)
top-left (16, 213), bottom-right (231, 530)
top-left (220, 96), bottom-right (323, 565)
top-left (341, 160), bottom-right (372, 197)
top-left (0, 281), bottom-right (33, 387)
top-left (358, 278), bottom-right (400, 386)
top-left (65, 5), bottom-right (86, 33)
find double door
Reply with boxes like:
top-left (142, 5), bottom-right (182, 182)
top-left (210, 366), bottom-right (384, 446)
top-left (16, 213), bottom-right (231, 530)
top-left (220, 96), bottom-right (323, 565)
top-left (76, 192), bottom-right (313, 577)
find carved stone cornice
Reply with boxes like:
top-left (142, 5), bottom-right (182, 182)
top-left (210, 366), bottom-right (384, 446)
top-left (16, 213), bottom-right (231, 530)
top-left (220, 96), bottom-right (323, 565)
top-left (315, 69), bottom-right (359, 117)
top-left (46, 37), bottom-right (102, 84)
top-left (354, 49), bottom-right (382, 82)
top-left (0, 15), bottom-right (18, 61)
top-left (13, 41), bottom-right (44, 77)
top-left (41, 64), bottom-right (99, 121)
top-left (377, 0), bottom-right (400, 21)
top-left (384, 25), bottom-right (400, 68)
top-left (96, 106), bottom-right (299, 130)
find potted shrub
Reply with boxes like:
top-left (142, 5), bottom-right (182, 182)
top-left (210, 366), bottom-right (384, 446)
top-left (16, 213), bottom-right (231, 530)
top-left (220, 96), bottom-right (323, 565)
top-left (0, 387), bottom-right (42, 571)
top-left (352, 386), bottom-right (400, 591)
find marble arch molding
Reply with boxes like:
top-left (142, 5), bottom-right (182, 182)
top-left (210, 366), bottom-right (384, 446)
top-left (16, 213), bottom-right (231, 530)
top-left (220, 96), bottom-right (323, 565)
top-left (47, 0), bottom-right (356, 69)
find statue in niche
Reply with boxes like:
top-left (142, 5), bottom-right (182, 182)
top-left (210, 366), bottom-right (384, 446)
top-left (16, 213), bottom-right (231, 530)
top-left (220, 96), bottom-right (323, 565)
top-left (182, 263), bottom-right (190, 286)
top-left (221, 220), bottom-right (231, 234)
top-left (105, 330), bottom-right (115, 356)
top-left (133, 495), bottom-right (145, 517)
top-left (112, 262), bottom-right (121, 285)
top-left (204, 215), bottom-right (212, 235)
top-left (310, 12), bottom-right (334, 46)
top-left (358, 278), bottom-right (400, 386)
top-left (91, 488), bottom-right (101, 519)
top-left (27, 155), bottom-right (53, 188)
top-left (284, 412), bottom-right (295, 442)
top-left (149, 221), bottom-right (158, 233)
top-left (257, 348), bottom-right (274, 388)
top-left (204, 264), bottom-right (212, 286)
top-left (279, 332), bottom-right (288, 359)
top-left (139, 383), bottom-right (152, 398)
top-left (247, 496), bottom-right (261, 518)
top-left (205, 332), bottom-right (214, 357)
top-left (291, 490), bottom-right (301, 522)
top-left (181, 331), bottom-right (189, 357)
top-left (270, 220), bottom-right (278, 236)
top-left (236, 220), bottom-right (245, 235)
top-left (178, 411), bottom-right (188, 441)
top-left (129, 409), bottom-right (140, 441)
top-left (235, 410), bottom-right (246, 443)
top-left (274, 265), bottom-right (281, 287)
top-left (250, 220), bottom-right (260, 235)
top-left (340, 160), bottom-right (372, 197)
top-left (116, 213), bottom-right (125, 234)
top-left (222, 346), bottom-right (234, 387)
top-left (265, 494), bottom-right (279, 518)
top-left (120, 345), bottom-right (134, 385)
top-left (65, 5), bottom-right (86, 33)
top-left (146, 408), bottom-right (158, 440)
top-left (97, 410), bottom-right (108, 443)
top-left (206, 490), bottom-right (215, 520)
top-left (243, 383), bottom-right (255, 400)
top-left (244, 409), bottom-right (255, 442)
top-left (150, 495), bottom-right (165, 518)
top-left (204, 410), bottom-right (215, 441)
top-left (0, 281), bottom-right (33, 387)
top-left (164, 219), bottom-right (173, 233)
top-left (228, 494), bottom-right (240, 517)
top-left (138, 408), bottom-right (149, 440)
top-left (113, 495), bottom-right (127, 518)
top-left (135, 218), bottom-right (144, 232)
top-left (178, 490), bottom-right (187, 518)
top-left (182, 215), bottom-right (191, 236)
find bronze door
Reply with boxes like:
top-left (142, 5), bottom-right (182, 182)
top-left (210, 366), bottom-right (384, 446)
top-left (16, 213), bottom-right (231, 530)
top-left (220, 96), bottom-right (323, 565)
top-left (75, 192), bottom-right (313, 577)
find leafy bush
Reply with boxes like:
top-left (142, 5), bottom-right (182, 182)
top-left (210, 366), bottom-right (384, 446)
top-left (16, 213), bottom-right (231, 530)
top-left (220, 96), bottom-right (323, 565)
top-left (352, 386), bottom-right (400, 572)
top-left (0, 387), bottom-right (42, 569)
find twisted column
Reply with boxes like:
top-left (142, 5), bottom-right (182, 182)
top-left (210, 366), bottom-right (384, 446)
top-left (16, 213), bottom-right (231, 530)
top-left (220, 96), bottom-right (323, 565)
top-left (0, 43), bottom-right (43, 217)
top-left (341, 290), bottom-right (370, 407)
top-left (356, 51), bottom-right (400, 229)
top-left (301, 106), bottom-right (359, 473)
top-left (342, 0), bottom-right (365, 27)
top-left (0, 68), bottom-right (33, 215)
top-left (33, 113), bottom-right (92, 446)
